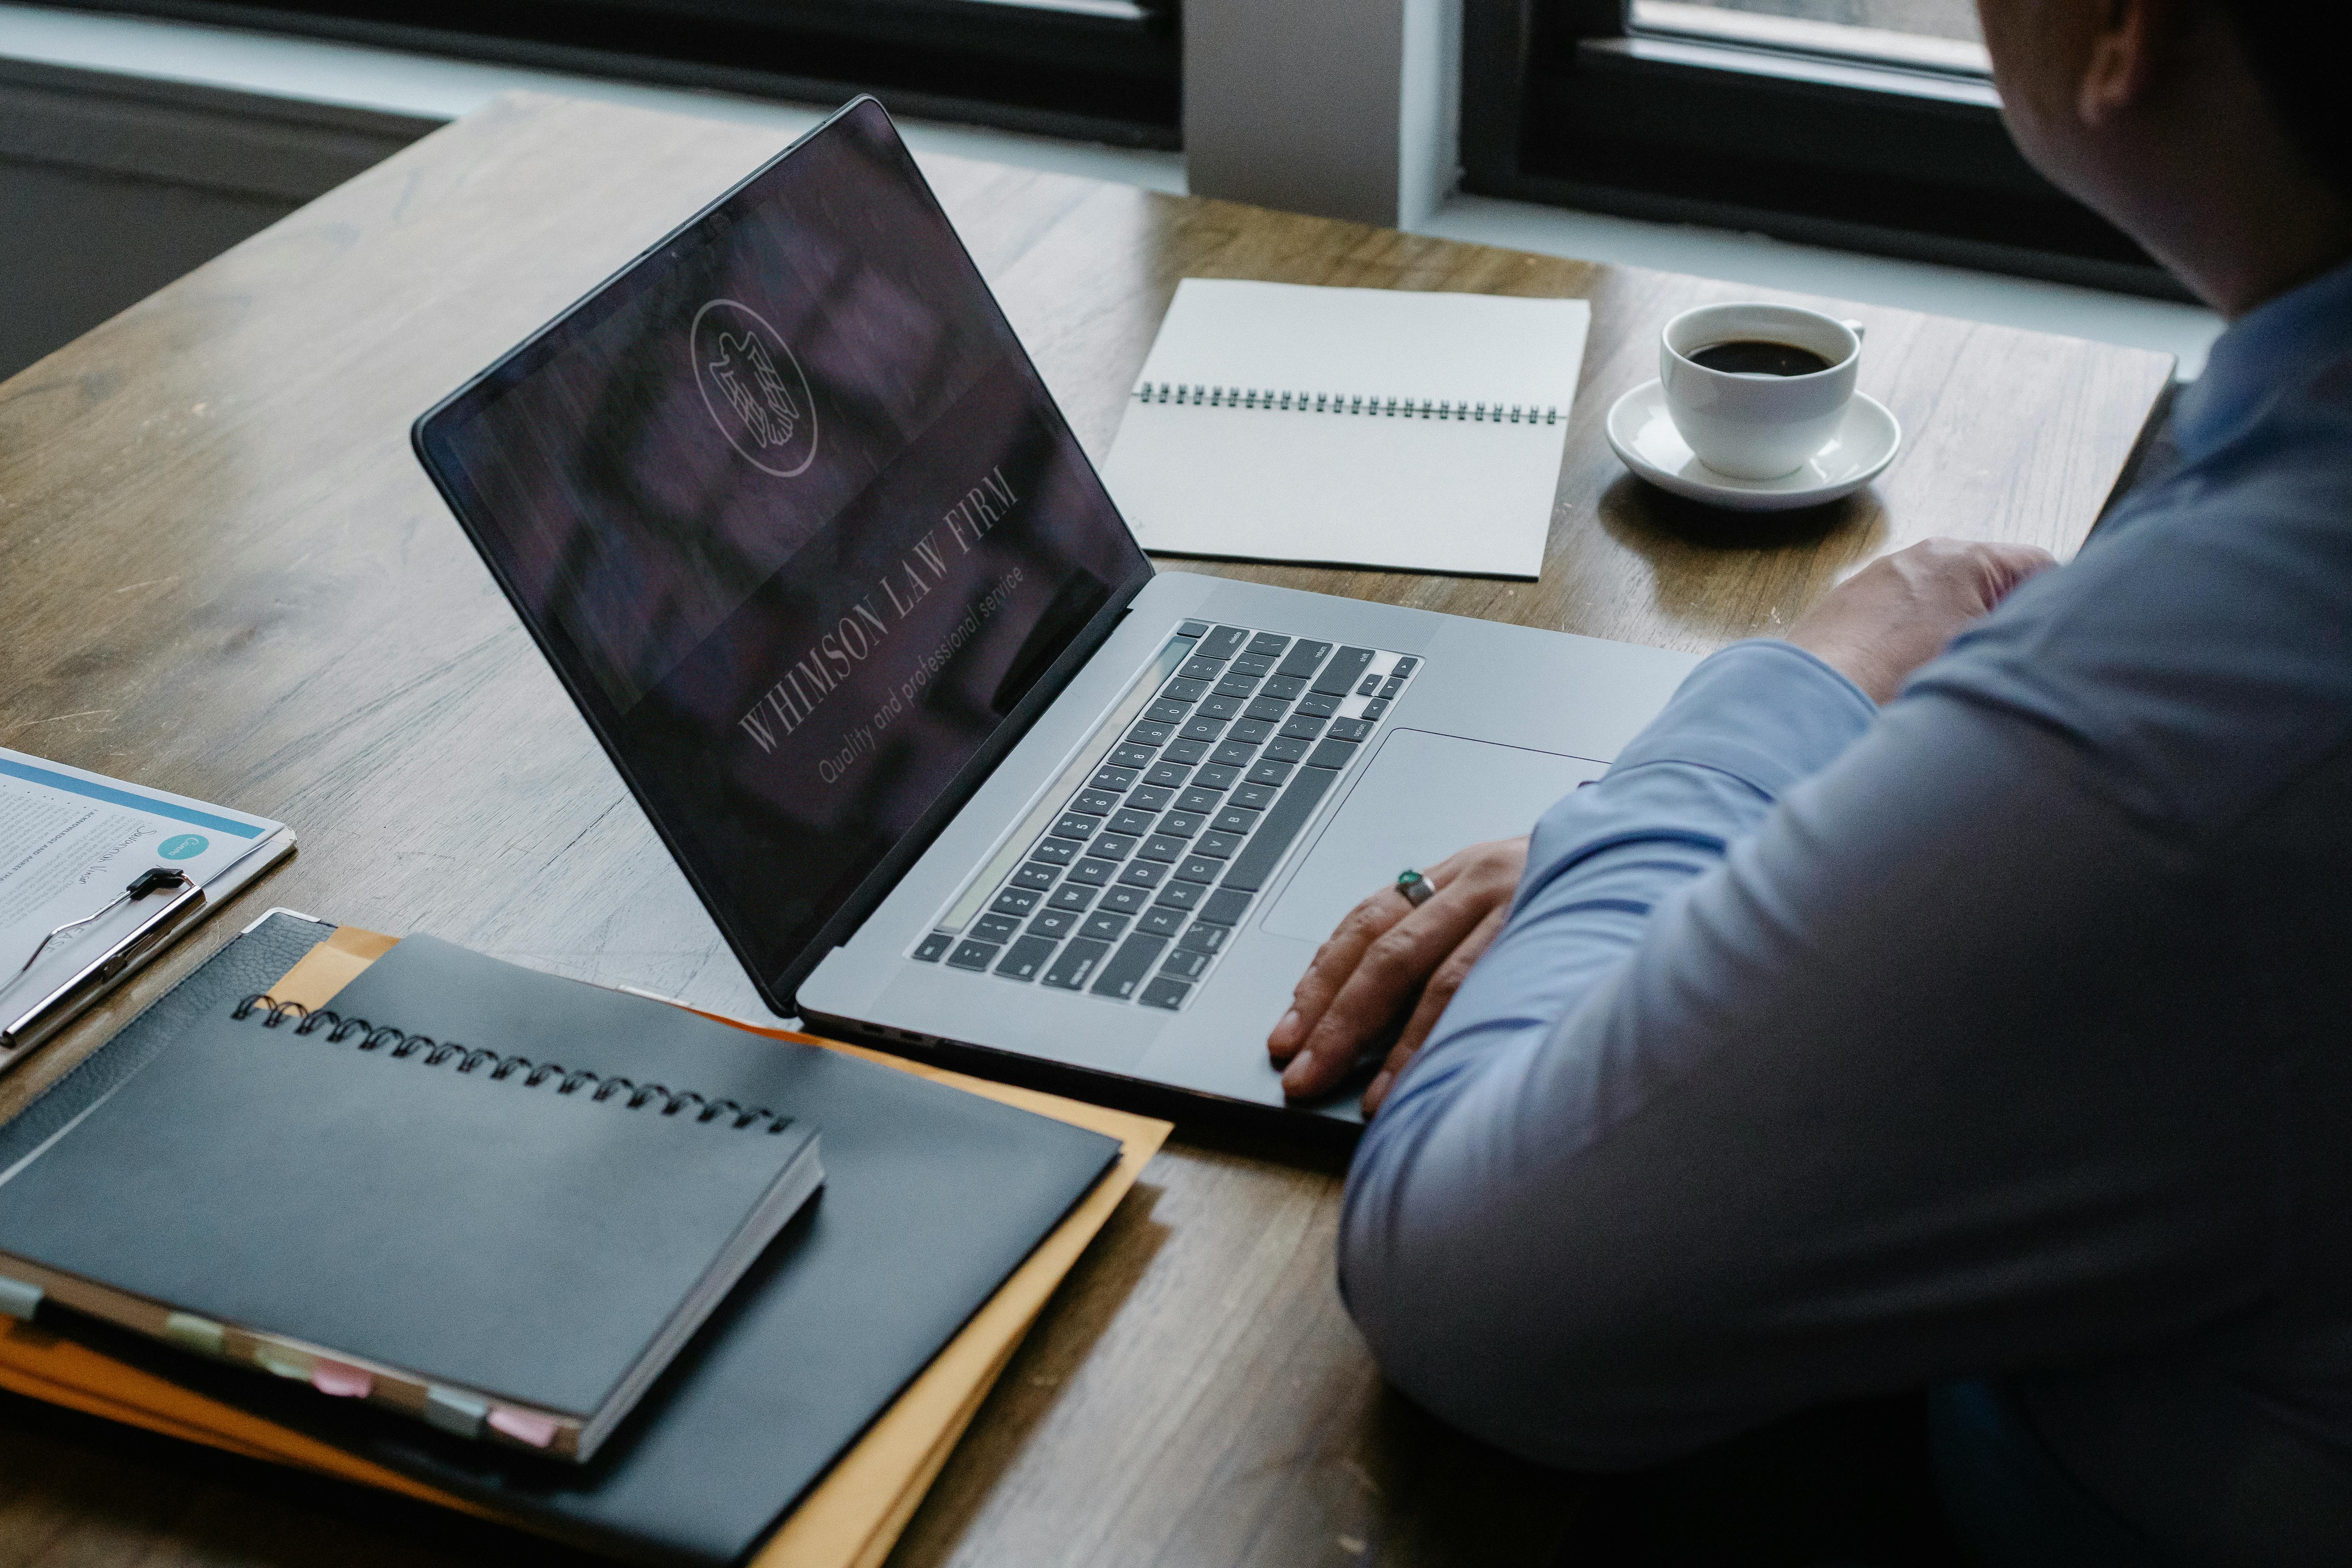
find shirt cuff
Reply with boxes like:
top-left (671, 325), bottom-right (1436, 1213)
top-left (1606, 638), bottom-right (1877, 799)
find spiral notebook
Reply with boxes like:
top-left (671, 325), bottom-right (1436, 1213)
top-left (1100, 279), bottom-right (1592, 577)
top-left (0, 985), bottom-right (822, 1463)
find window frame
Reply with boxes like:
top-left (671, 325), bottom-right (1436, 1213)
top-left (1465, 0), bottom-right (2189, 300)
top-left (57, 0), bottom-right (1181, 147)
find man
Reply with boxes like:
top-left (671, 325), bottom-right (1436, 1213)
top-left (1274, 2), bottom-right (2352, 1560)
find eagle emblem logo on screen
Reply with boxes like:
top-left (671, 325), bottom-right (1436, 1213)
top-left (691, 299), bottom-right (820, 477)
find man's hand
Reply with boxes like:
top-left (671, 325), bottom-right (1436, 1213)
top-left (1786, 537), bottom-right (2057, 702)
top-left (1268, 837), bottom-right (1530, 1113)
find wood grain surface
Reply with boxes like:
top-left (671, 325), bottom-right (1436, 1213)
top-left (0, 91), bottom-right (2172, 1568)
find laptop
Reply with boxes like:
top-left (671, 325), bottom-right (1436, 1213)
top-left (413, 97), bottom-right (1697, 1130)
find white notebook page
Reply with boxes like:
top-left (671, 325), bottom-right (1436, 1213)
top-left (1100, 279), bottom-right (1591, 577)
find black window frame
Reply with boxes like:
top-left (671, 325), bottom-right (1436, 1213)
top-left (1466, 0), bottom-right (2189, 300)
top-left (55, 0), bottom-right (1181, 147)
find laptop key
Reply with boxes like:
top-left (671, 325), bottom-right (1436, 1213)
top-left (1245, 695), bottom-right (1289, 723)
top-left (1325, 717), bottom-right (1374, 742)
top-left (1233, 782), bottom-right (1281, 810)
top-left (1027, 907), bottom-right (1080, 939)
top-left (1229, 717), bottom-right (1274, 744)
top-left (1065, 858), bottom-right (1116, 886)
top-left (1091, 933), bottom-right (1168, 998)
top-left (1263, 737), bottom-right (1310, 763)
top-left (1176, 855), bottom-right (1222, 884)
top-left (1308, 737), bottom-right (1361, 769)
top-left (991, 887), bottom-right (1042, 916)
top-left (1160, 809), bottom-right (1206, 837)
top-left (1143, 761), bottom-right (1192, 789)
top-left (1212, 804), bottom-right (1260, 835)
top-left (1202, 626), bottom-right (1251, 659)
top-left (1107, 808), bottom-right (1157, 838)
top-left (1312, 647), bottom-right (1378, 697)
top-left (1051, 813), bottom-right (1097, 840)
top-left (1174, 786), bottom-right (1222, 814)
top-left (1276, 640), bottom-right (1333, 679)
top-left (1363, 698), bottom-right (1389, 719)
top-left (1194, 762), bottom-right (1242, 789)
top-left (1379, 676), bottom-right (1405, 699)
top-left (1162, 677), bottom-right (1209, 702)
top-left (1137, 835), bottom-right (1186, 862)
top-left (1074, 788), bottom-right (1121, 815)
top-left (1144, 699), bottom-right (1190, 725)
top-left (1030, 837), bottom-right (1077, 866)
top-left (1118, 860), bottom-right (1168, 888)
top-left (1246, 631), bottom-right (1291, 657)
top-left (1048, 884), bottom-right (1097, 912)
top-left (1210, 740), bottom-right (1258, 768)
top-left (1200, 888), bottom-right (1253, 926)
top-left (1262, 674), bottom-right (1307, 700)
top-left (1178, 620), bottom-right (1212, 639)
top-left (1110, 742), bottom-right (1157, 769)
top-left (1180, 716), bottom-right (1227, 743)
top-left (1042, 938), bottom-right (1111, 991)
top-left (1160, 947), bottom-right (1211, 980)
top-left (1092, 833), bottom-right (1138, 861)
top-left (1080, 911), bottom-right (1131, 942)
top-left (1232, 653), bottom-right (1275, 677)
top-left (975, 913), bottom-right (1022, 943)
top-left (1199, 693), bottom-right (1245, 720)
top-left (1098, 883), bottom-right (1150, 915)
top-left (1091, 764), bottom-right (1140, 791)
top-left (1357, 674), bottom-right (1381, 696)
top-left (1179, 655), bottom-right (1225, 681)
top-left (1012, 862), bottom-right (1060, 891)
top-left (913, 932), bottom-right (952, 962)
top-left (1219, 764), bottom-right (1340, 892)
top-left (1392, 656), bottom-right (1419, 676)
top-left (1128, 784), bottom-right (1176, 811)
top-left (1196, 830), bottom-right (1242, 859)
top-left (949, 939), bottom-right (1000, 971)
top-left (1295, 691), bottom-right (1341, 718)
top-left (1177, 920), bottom-right (1231, 955)
top-left (1127, 720), bottom-right (1173, 747)
top-left (1165, 738), bottom-right (1210, 764)
top-left (1139, 977), bottom-right (1192, 1011)
top-left (996, 936), bottom-right (1056, 982)
top-left (1246, 759), bottom-right (1294, 786)
top-left (1278, 714), bottom-right (1326, 740)
top-left (1213, 674), bottom-right (1260, 699)
top-left (1152, 880), bottom-right (1205, 911)
top-left (1138, 906), bottom-right (1187, 937)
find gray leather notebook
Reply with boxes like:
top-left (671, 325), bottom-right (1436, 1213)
top-left (0, 984), bottom-right (822, 1462)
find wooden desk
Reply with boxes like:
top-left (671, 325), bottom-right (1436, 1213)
top-left (0, 92), bottom-right (2172, 1568)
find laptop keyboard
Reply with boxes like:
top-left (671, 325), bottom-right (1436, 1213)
top-left (909, 621), bottom-right (1419, 1011)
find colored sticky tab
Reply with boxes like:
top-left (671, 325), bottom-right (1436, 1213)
top-left (309, 1359), bottom-right (373, 1398)
top-left (487, 1405), bottom-right (560, 1448)
top-left (423, 1386), bottom-right (488, 1438)
top-left (163, 1312), bottom-right (225, 1354)
top-left (252, 1344), bottom-right (315, 1381)
top-left (0, 1276), bottom-right (42, 1321)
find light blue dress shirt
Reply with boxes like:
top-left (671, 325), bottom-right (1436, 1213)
top-left (1340, 260), bottom-right (2352, 1564)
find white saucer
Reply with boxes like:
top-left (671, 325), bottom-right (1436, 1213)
top-left (1605, 379), bottom-right (1902, 512)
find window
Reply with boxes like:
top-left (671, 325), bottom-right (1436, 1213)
top-left (1464, 0), bottom-right (2184, 298)
top-left (77, 0), bottom-right (1180, 146)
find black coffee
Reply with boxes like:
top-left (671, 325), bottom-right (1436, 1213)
top-left (1690, 339), bottom-right (1834, 377)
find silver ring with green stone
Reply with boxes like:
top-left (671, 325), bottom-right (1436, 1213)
top-left (1396, 869), bottom-right (1435, 907)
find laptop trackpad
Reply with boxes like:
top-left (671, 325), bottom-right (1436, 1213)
top-left (1262, 728), bottom-right (1606, 941)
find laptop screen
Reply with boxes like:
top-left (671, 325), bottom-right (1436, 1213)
top-left (415, 100), bottom-right (1150, 1000)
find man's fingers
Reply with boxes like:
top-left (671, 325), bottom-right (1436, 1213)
top-left (1267, 890), bottom-right (1408, 1063)
top-left (1362, 902), bottom-right (1510, 1116)
top-left (1280, 886), bottom-right (1495, 1100)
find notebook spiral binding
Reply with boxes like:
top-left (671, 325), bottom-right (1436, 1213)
top-left (230, 994), bottom-right (795, 1132)
top-left (1132, 381), bottom-right (1563, 425)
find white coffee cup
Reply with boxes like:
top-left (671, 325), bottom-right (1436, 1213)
top-left (1659, 303), bottom-right (1864, 480)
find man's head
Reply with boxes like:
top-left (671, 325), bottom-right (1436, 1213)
top-left (1974, 0), bottom-right (2352, 316)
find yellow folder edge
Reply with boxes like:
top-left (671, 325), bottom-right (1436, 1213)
top-left (0, 926), bottom-right (1171, 1568)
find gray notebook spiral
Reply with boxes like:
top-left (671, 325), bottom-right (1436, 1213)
top-left (0, 989), bottom-right (821, 1462)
